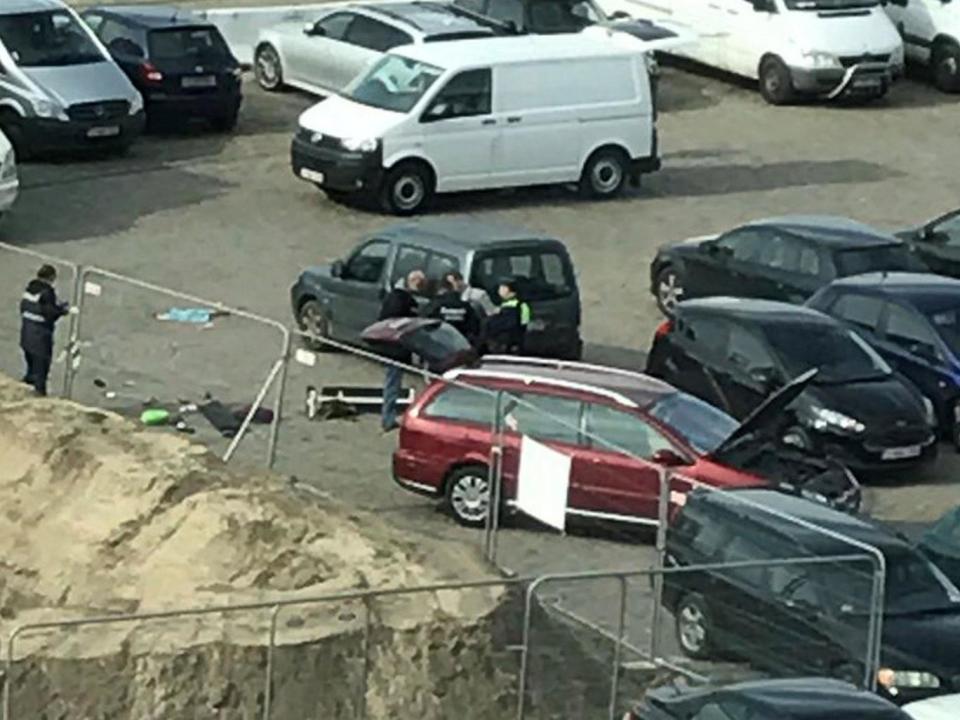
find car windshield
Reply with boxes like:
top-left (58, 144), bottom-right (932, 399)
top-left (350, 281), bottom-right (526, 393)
top-left (927, 307), bottom-right (960, 357)
top-left (762, 322), bottom-right (891, 383)
top-left (527, 0), bottom-right (600, 33)
top-left (648, 392), bottom-right (740, 454)
top-left (784, 0), bottom-right (878, 10)
top-left (149, 27), bottom-right (231, 61)
top-left (0, 10), bottom-right (104, 67)
top-left (835, 244), bottom-right (916, 277)
top-left (345, 55), bottom-right (443, 113)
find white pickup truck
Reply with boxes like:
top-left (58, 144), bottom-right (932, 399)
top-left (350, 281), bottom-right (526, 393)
top-left (884, 0), bottom-right (960, 91)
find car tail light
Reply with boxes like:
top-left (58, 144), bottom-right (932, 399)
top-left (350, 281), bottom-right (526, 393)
top-left (139, 62), bottom-right (163, 83)
top-left (654, 319), bottom-right (672, 338)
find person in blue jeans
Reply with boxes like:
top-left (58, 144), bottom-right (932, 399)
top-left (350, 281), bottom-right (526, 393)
top-left (379, 269), bottom-right (426, 431)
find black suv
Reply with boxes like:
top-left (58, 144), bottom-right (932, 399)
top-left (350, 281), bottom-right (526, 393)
top-left (650, 216), bottom-right (921, 316)
top-left (647, 298), bottom-right (937, 475)
top-left (663, 488), bottom-right (960, 704)
top-left (82, 6), bottom-right (242, 131)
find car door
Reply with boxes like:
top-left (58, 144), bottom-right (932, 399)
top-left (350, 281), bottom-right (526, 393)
top-left (660, 312), bottom-right (735, 412)
top-left (877, 301), bottom-right (951, 413)
top-left (714, 321), bottom-right (780, 419)
top-left (886, 0), bottom-right (937, 62)
top-left (912, 211), bottom-right (960, 278)
top-left (92, 16), bottom-right (148, 83)
top-left (682, 227), bottom-right (771, 300)
top-left (722, 0), bottom-right (776, 78)
top-left (419, 69), bottom-right (501, 192)
top-left (572, 401), bottom-right (682, 521)
top-left (326, 239), bottom-right (393, 339)
top-left (754, 231), bottom-right (820, 303)
top-left (285, 12), bottom-right (359, 91)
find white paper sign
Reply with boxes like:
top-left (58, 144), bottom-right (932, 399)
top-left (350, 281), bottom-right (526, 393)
top-left (83, 281), bottom-right (102, 297)
top-left (294, 348), bottom-right (317, 367)
top-left (515, 435), bottom-right (571, 532)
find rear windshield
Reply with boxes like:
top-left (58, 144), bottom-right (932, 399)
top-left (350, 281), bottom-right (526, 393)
top-left (470, 247), bottom-right (575, 302)
top-left (647, 392), bottom-right (739, 454)
top-left (0, 10), bottom-right (104, 67)
top-left (834, 244), bottom-right (916, 277)
top-left (148, 27), bottom-right (230, 61)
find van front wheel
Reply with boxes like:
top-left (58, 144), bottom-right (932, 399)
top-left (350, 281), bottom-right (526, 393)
top-left (579, 148), bottom-right (628, 199)
top-left (759, 56), bottom-right (795, 105)
top-left (380, 162), bottom-right (433, 216)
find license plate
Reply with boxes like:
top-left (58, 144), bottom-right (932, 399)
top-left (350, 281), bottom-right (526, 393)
top-left (87, 126), bottom-right (120, 138)
top-left (300, 168), bottom-right (325, 184)
top-left (182, 75), bottom-right (216, 88)
top-left (881, 445), bottom-right (922, 460)
top-left (853, 77), bottom-right (880, 88)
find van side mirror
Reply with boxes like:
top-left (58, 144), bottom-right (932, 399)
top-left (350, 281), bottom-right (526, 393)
top-left (651, 448), bottom-right (690, 467)
top-left (331, 260), bottom-right (344, 278)
top-left (610, 10), bottom-right (630, 19)
top-left (751, 0), bottom-right (773, 11)
top-left (304, 22), bottom-right (325, 36)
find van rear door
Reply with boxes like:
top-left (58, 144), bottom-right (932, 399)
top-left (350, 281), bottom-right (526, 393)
top-left (469, 242), bottom-right (582, 358)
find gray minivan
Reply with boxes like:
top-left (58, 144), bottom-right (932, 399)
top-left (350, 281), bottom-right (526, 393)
top-left (0, 0), bottom-right (144, 157)
top-left (290, 218), bottom-right (583, 359)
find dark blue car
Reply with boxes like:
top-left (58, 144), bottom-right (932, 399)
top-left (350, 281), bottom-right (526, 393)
top-left (808, 272), bottom-right (960, 445)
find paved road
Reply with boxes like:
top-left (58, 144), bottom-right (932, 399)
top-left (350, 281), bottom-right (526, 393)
top-left (1, 63), bottom-right (958, 680)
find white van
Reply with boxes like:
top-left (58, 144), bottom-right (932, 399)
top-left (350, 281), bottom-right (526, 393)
top-left (602, 0), bottom-right (904, 105)
top-left (291, 32), bottom-right (662, 215)
top-left (884, 0), bottom-right (960, 92)
top-left (0, 129), bottom-right (18, 216)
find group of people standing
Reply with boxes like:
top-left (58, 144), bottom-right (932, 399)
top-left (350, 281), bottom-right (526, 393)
top-left (378, 269), bottom-right (532, 431)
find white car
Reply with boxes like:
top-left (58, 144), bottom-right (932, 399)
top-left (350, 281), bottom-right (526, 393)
top-left (253, 2), bottom-right (495, 96)
top-left (904, 693), bottom-right (960, 720)
top-left (884, 0), bottom-right (960, 92)
top-left (0, 130), bottom-right (18, 217)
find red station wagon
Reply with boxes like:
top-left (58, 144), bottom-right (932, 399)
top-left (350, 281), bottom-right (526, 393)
top-left (392, 357), bottom-right (860, 528)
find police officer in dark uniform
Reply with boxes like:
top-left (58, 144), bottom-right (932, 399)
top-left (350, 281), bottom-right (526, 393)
top-left (422, 272), bottom-right (481, 346)
top-left (20, 264), bottom-right (69, 396)
top-left (484, 278), bottom-right (531, 355)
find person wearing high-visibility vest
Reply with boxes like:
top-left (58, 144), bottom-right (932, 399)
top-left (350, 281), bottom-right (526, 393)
top-left (19, 264), bottom-right (70, 396)
top-left (485, 278), bottom-right (531, 355)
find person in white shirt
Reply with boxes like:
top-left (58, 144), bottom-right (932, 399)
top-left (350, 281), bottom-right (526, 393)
top-left (446, 271), bottom-right (495, 317)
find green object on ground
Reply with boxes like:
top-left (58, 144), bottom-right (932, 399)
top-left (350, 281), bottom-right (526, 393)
top-left (140, 409), bottom-right (170, 426)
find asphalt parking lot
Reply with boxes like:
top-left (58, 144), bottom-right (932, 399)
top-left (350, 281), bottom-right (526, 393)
top-left (2, 62), bottom-right (959, 658)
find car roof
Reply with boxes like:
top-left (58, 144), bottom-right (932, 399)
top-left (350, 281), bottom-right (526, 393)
top-left (679, 297), bottom-right (834, 324)
top-left (361, 1), bottom-right (494, 36)
top-left (743, 215), bottom-right (900, 249)
top-left (393, 31), bottom-right (645, 67)
top-left (686, 488), bottom-right (910, 555)
top-left (648, 678), bottom-right (906, 719)
top-left (829, 272), bottom-right (960, 314)
top-left (5, 0), bottom-right (67, 13)
top-left (375, 218), bottom-right (564, 252)
top-left (87, 5), bottom-right (209, 28)
top-left (445, 357), bottom-right (677, 409)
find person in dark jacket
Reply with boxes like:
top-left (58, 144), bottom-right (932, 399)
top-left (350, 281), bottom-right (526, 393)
top-left (20, 264), bottom-right (69, 396)
top-left (378, 269), bottom-right (425, 431)
top-left (484, 278), bottom-right (531, 355)
top-left (422, 272), bottom-right (481, 346)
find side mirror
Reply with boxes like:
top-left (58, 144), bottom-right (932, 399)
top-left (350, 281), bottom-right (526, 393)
top-left (610, 10), bottom-right (630, 19)
top-left (750, 366), bottom-right (781, 390)
top-left (702, 240), bottom-right (719, 255)
top-left (651, 448), bottom-right (690, 467)
top-left (331, 260), bottom-right (344, 278)
top-left (751, 0), bottom-right (772, 10)
top-left (304, 22), bottom-right (324, 36)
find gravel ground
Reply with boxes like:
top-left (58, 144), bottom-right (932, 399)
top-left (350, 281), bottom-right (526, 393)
top-left (1, 56), bottom-right (959, 675)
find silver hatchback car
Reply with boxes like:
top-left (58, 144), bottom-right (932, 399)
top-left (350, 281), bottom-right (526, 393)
top-left (254, 2), bottom-right (494, 96)
top-left (0, 0), bottom-right (144, 158)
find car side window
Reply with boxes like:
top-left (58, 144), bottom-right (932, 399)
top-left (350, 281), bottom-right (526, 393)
top-left (583, 403), bottom-right (674, 459)
top-left (425, 252), bottom-right (460, 287)
top-left (486, 0), bottom-right (525, 28)
top-left (757, 233), bottom-right (802, 272)
top-left (423, 386), bottom-right (495, 424)
top-left (797, 245), bottom-right (821, 276)
top-left (883, 303), bottom-right (942, 359)
top-left (83, 13), bottom-right (105, 33)
top-left (346, 16), bottom-right (412, 52)
top-left (932, 214), bottom-right (960, 247)
top-left (423, 69), bottom-right (492, 122)
top-left (344, 240), bottom-right (390, 283)
top-left (316, 12), bottom-right (356, 41)
top-left (714, 229), bottom-right (767, 263)
top-left (726, 325), bottom-right (775, 375)
top-left (455, 0), bottom-right (489, 11)
top-left (687, 513), bottom-right (733, 561)
top-left (830, 293), bottom-right (884, 334)
top-left (508, 393), bottom-right (582, 445)
top-left (391, 245), bottom-right (429, 287)
top-left (98, 18), bottom-right (146, 58)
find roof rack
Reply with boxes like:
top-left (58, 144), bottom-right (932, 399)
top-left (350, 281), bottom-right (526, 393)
top-left (444, 368), bottom-right (639, 408)
top-left (480, 355), bottom-right (653, 382)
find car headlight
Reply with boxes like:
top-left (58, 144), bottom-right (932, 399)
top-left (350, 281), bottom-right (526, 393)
top-left (920, 396), bottom-right (936, 427)
top-left (802, 50), bottom-right (840, 69)
top-left (877, 668), bottom-right (941, 694)
top-left (891, 44), bottom-right (904, 67)
top-left (341, 137), bottom-right (378, 153)
top-left (129, 92), bottom-right (144, 115)
top-left (1, 150), bottom-right (15, 180)
top-left (33, 98), bottom-right (67, 121)
top-left (808, 406), bottom-right (866, 434)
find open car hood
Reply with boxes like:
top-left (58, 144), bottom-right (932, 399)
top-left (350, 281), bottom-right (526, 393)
top-left (709, 368), bottom-right (818, 461)
top-left (361, 318), bottom-right (476, 373)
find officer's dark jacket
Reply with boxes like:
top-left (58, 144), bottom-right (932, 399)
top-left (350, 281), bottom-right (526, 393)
top-left (20, 279), bottom-right (67, 356)
top-left (485, 298), bottom-right (531, 352)
top-left (423, 290), bottom-right (480, 342)
top-left (377, 287), bottom-right (419, 362)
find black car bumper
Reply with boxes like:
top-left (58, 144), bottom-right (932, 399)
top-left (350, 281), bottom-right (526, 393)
top-left (291, 134), bottom-right (383, 194)
top-left (23, 112), bottom-right (145, 154)
top-left (813, 428), bottom-right (938, 475)
top-left (146, 90), bottom-right (242, 119)
top-left (789, 63), bottom-right (898, 98)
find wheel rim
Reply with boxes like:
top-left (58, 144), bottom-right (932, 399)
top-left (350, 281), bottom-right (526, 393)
top-left (679, 604), bottom-right (706, 653)
top-left (393, 174), bottom-right (425, 211)
top-left (764, 71), bottom-right (780, 95)
top-left (592, 158), bottom-right (623, 194)
top-left (657, 272), bottom-right (683, 312)
top-left (257, 50), bottom-right (279, 86)
top-left (450, 474), bottom-right (489, 522)
top-left (300, 304), bottom-right (326, 338)
top-left (939, 54), bottom-right (958, 80)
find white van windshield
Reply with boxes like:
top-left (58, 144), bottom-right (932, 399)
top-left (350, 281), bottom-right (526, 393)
top-left (784, 0), bottom-right (878, 10)
top-left (0, 10), bottom-right (104, 67)
top-left (345, 55), bottom-right (443, 113)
